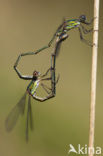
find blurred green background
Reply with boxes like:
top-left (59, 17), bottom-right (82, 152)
top-left (0, 0), bottom-right (103, 156)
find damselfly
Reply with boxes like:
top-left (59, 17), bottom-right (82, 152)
top-left (15, 15), bottom-right (94, 62)
top-left (5, 47), bottom-right (60, 141)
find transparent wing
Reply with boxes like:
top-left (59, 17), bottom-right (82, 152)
top-left (5, 92), bottom-right (27, 132)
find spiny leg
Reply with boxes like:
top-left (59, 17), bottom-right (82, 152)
top-left (5, 92), bottom-right (27, 132)
top-left (41, 83), bottom-right (52, 94)
top-left (41, 73), bottom-right (60, 95)
top-left (32, 69), bottom-right (58, 102)
top-left (43, 33), bottom-right (68, 97)
top-left (33, 93), bottom-right (55, 102)
top-left (40, 51), bottom-right (60, 96)
top-left (32, 71), bottom-right (56, 102)
top-left (41, 68), bottom-right (51, 78)
top-left (55, 74), bottom-right (60, 84)
top-left (83, 17), bottom-right (96, 25)
top-left (80, 25), bottom-right (93, 34)
top-left (78, 27), bottom-right (93, 47)
top-left (32, 35), bottom-right (64, 102)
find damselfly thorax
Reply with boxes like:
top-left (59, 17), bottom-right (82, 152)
top-left (64, 19), bottom-right (80, 30)
top-left (27, 79), bottom-right (40, 96)
top-left (56, 19), bottom-right (80, 36)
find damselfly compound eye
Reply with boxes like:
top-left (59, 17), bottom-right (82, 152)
top-left (79, 15), bottom-right (86, 22)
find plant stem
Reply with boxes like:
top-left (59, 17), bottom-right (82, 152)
top-left (88, 0), bottom-right (100, 156)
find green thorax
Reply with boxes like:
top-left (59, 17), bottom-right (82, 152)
top-left (65, 19), bottom-right (80, 30)
top-left (27, 80), bottom-right (40, 96)
top-left (57, 19), bottom-right (80, 36)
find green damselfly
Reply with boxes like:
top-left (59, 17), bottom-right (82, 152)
top-left (14, 15), bottom-right (94, 60)
top-left (5, 47), bottom-right (60, 141)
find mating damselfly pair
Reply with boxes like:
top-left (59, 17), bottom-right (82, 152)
top-left (5, 15), bottom-right (94, 141)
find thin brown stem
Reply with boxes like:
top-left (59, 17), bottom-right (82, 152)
top-left (88, 0), bottom-right (100, 156)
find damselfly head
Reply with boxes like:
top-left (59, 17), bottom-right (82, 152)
top-left (33, 71), bottom-right (40, 77)
top-left (79, 15), bottom-right (86, 22)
